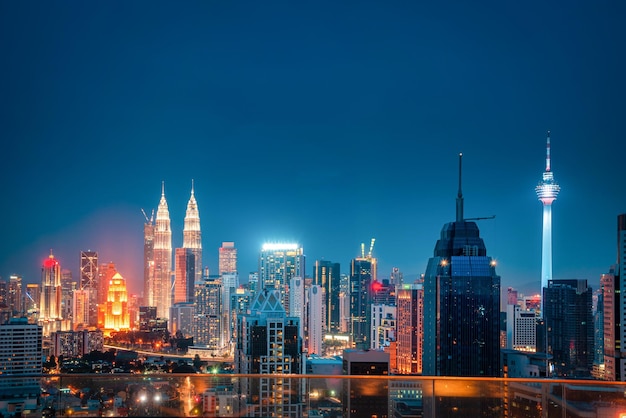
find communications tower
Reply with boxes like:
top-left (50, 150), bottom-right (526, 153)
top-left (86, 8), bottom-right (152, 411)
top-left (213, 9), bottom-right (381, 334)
top-left (535, 131), bottom-right (560, 316)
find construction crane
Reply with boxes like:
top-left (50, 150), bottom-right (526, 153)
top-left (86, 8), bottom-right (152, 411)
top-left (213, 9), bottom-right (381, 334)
top-left (360, 238), bottom-right (376, 259)
top-left (464, 215), bottom-right (496, 221)
top-left (141, 208), bottom-right (155, 223)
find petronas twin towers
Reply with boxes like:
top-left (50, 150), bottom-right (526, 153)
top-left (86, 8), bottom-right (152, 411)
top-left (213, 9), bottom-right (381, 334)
top-left (145, 181), bottom-right (202, 319)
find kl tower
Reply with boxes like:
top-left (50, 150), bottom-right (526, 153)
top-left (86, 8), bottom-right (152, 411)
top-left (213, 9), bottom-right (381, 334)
top-left (535, 131), bottom-right (560, 316)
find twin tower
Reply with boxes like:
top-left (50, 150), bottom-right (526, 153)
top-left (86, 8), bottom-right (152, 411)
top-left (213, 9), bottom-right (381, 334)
top-left (143, 181), bottom-right (202, 319)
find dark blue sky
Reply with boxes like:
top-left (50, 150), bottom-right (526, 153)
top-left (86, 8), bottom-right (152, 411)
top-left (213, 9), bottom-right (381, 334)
top-left (1, 1), bottom-right (625, 298)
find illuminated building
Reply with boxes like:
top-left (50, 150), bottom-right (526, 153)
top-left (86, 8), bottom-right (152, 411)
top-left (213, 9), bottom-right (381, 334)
top-left (506, 304), bottom-right (536, 352)
top-left (307, 284), bottom-right (323, 355)
top-left (535, 131), bottom-right (560, 315)
top-left (221, 272), bottom-right (239, 352)
top-left (396, 282), bottom-right (423, 375)
top-left (601, 214), bottom-right (626, 381)
top-left (142, 209), bottom-right (155, 307)
top-left (97, 262), bottom-right (117, 328)
top-left (235, 288), bottom-right (303, 417)
top-left (24, 283), bottom-right (40, 322)
top-left (371, 303), bottom-right (395, 350)
top-left (104, 272), bottom-right (130, 331)
top-left (349, 255), bottom-right (376, 350)
top-left (72, 288), bottom-right (90, 329)
top-left (183, 180), bottom-right (202, 287)
top-left (40, 251), bottom-right (63, 323)
top-left (154, 181), bottom-right (173, 319)
top-left (80, 250), bottom-right (99, 326)
top-left (313, 260), bottom-right (341, 334)
top-left (544, 279), bottom-right (593, 377)
top-left (0, 318), bottom-right (42, 417)
top-left (422, 154), bottom-right (501, 377)
top-left (8, 275), bottom-right (22, 316)
top-left (60, 269), bottom-right (75, 322)
top-left (219, 241), bottom-right (237, 275)
top-left (193, 276), bottom-right (223, 352)
top-left (174, 248), bottom-right (195, 304)
top-left (259, 243), bottom-right (305, 316)
top-left (51, 329), bottom-right (104, 358)
top-left (170, 302), bottom-right (194, 337)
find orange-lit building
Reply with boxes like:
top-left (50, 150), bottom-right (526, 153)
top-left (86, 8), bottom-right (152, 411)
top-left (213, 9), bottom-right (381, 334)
top-left (104, 273), bottom-right (130, 332)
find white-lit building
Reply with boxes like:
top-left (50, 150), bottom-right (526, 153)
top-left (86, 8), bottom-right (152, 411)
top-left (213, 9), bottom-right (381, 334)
top-left (307, 285), bottom-right (323, 355)
top-left (506, 304), bottom-right (537, 352)
top-left (0, 317), bottom-right (42, 417)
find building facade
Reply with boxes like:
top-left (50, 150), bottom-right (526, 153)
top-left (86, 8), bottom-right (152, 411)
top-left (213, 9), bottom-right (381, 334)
top-left (183, 181), bottom-right (202, 288)
top-left (219, 242), bottom-right (238, 275)
top-left (422, 154), bottom-right (501, 377)
top-left (258, 243), bottom-right (305, 316)
top-left (313, 260), bottom-right (341, 335)
top-left (544, 279), bottom-right (594, 377)
top-left (396, 282), bottom-right (423, 375)
top-left (153, 182), bottom-right (173, 319)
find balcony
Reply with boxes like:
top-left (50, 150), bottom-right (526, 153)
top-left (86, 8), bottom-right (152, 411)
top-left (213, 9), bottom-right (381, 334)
top-left (4, 374), bottom-right (626, 417)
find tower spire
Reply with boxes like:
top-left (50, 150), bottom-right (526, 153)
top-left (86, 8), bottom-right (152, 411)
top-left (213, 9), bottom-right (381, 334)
top-left (161, 180), bottom-right (165, 197)
top-left (546, 130), bottom-right (551, 172)
top-left (456, 152), bottom-right (464, 222)
top-left (191, 178), bottom-right (195, 196)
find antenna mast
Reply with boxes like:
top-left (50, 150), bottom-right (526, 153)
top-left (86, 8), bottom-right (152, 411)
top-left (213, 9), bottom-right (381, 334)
top-left (456, 153), bottom-right (464, 222)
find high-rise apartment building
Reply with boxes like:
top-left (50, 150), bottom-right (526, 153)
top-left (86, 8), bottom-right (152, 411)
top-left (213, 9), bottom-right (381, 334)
top-left (235, 288), bottom-right (303, 417)
top-left (396, 282), bottom-right (423, 375)
top-left (601, 213), bottom-right (626, 381)
top-left (154, 182), bottom-right (173, 319)
top-left (258, 243), bottom-right (305, 316)
top-left (219, 242), bottom-right (238, 275)
top-left (0, 317), bottom-right (42, 416)
top-left (544, 279), bottom-right (594, 377)
top-left (536, 132), bottom-right (560, 315)
top-left (174, 248), bottom-right (195, 304)
top-left (80, 250), bottom-right (99, 326)
top-left (313, 260), bottom-right (341, 334)
top-left (183, 181), bottom-right (202, 287)
top-left (8, 275), bottom-right (22, 316)
top-left (40, 251), bottom-right (63, 323)
top-left (342, 349), bottom-right (389, 418)
top-left (194, 276), bottom-right (223, 353)
top-left (307, 285), bottom-right (323, 355)
top-left (422, 154), bottom-right (501, 377)
top-left (60, 269), bottom-right (75, 322)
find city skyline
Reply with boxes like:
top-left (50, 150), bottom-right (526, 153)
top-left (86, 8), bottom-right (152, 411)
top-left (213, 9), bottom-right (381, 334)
top-left (1, 2), bottom-right (625, 298)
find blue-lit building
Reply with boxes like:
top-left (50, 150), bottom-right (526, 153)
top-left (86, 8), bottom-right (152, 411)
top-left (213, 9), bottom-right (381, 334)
top-left (423, 154), bottom-right (501, 377)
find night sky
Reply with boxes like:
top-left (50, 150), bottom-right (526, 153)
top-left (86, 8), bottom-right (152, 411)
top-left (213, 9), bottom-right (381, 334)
top-left (1, 1), bottom-right (625, 300)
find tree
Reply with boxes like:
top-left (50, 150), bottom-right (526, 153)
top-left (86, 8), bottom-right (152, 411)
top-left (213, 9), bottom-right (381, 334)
top-left (193, 354), bottom-right (202, 371)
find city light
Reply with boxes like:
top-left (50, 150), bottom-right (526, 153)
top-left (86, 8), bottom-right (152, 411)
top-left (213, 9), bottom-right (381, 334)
top-left (262, 243), bottom-right (299, 251)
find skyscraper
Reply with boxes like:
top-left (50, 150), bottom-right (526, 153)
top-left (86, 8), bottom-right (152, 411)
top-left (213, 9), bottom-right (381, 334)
top-left (0, 317), bottom-right (42, 415)
top-left (422, 154), bottom-right (501, 377)
top-left (40, 251), bottom-right (63, 323)
top-left (174, 248), bottom-right (195, 304)
top-left (601, 213), bottom-right (626, 381)
top-left (535, 131), bottom-right (560, 315)
top-left (143, 209), bottom-right (155, 307)
top-left (104, 272), bottom-right (130, 331)
top-left (396, 282), bottom-right (423, 375)
top-left (544, 279), bottom-right (594, 377)
top-left (313, 260), bottom-right (341, 334)
top-left (80, 251), bottom-right (98, 326)
top-left (154, 182), bottom-right (172, 319)
top-left (183, 180), bottom-right (202, 286)
top-left (349, 255), bottom-right (376, 350)
top-left (219, 242), bottom-right (238, 275)
top-left (235, 288), bottom-right (303, 417)
top-left (258, 243), bottom-right (305, 316)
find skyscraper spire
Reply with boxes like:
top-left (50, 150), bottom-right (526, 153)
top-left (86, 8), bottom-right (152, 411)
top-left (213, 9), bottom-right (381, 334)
top-left (456, 152), bottom-right (464, 222)
top-left (183, 179), bottom-right (202, 288)
top-left (546, 131), bottom-right (551, 172)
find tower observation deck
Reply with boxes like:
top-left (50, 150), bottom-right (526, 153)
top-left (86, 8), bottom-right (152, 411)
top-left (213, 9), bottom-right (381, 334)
top-left (535, 131), bottom-right (560, 316)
